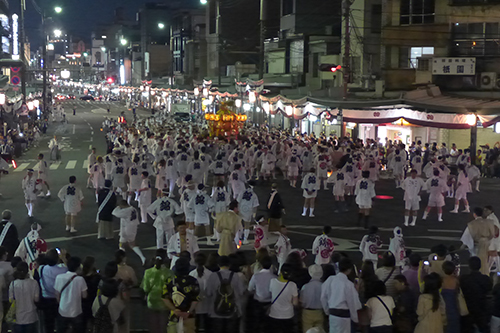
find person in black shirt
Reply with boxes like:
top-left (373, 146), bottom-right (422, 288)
top-left (459, 256), bottom-right (492, 333)
top-left (267, 183), bottom-right (285, 232)
top-left (491, 280), bottom-right (500, 332)
top-left (0, 210), bottom-right (18, 260)
top-left (97, 180), bottom-right (117, 240)
top-left (163, 257), bottom-right (200, 333)
top-left (393, 274), bottom-right (416, 333)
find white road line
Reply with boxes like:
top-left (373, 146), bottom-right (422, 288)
top-left (90, 137), bottom-right (93, 142)
top-left (427, 229), bottom-right (462, 233)
top-left (91, 131), bottom-right (94, 135)
top-left (72, 125), bottom-right (75, 134)
top-left (65, 160), bottom-right (77, 169)
top-left (50, 162), bottom-right (61, 170)
top-left (13, 163), bottom-right (30, 172)
top-left (83, 160), bottom-right (89, 169)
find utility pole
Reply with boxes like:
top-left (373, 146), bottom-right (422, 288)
top-left (258, 0), bottom-right (266, 80)
top-left (42, 15), bottom-right (47, 114)
top-left (342, 0), bottom-right (351, 101)
top-left (20, 0), bottom-right (26, 101)
top-left (216, 0), bottom-right (222, 87)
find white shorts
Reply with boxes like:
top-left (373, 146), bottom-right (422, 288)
top-left (303, 189), bottom-right (317, 199)
top-left (288, 169), bottom-right (299, 177)
top-left (358, 204), bottom-right (371, 209)
top-left (120, 225), bottom-right (137, 243)
top-left (428, 195), bottom-right (445, 207)
top-left (405, 199), bottom-right (420, 211)
top-left (455, 189), bottom-right (468, 201)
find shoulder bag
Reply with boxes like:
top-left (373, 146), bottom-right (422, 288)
top-left (5, 282), bottom-right (16, 324)
top-left (375, 296), bottom-right (393, 323)
top-left (264, 281), bottom-right (290, 316)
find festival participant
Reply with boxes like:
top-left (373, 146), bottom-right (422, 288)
top-left (253, 216), bottom-right (269, 252)
top-left (87, 147), bottom-right (97, 188)
top-left (359, 226), bottom-right (383, 266)
top-left (96, 179), bottom-right (117, 240)
top-left (167, 221), bottom-right (200, 269)
top-left (237, 180), bottom-right (259, 245)
top-left (90, 157), bottom-right (105, 202)
top-left (301, 168), bottom-right (320, 218)
top-left (214, 200), bottom-right (242, 256)
top-left (401, 169), bottom-right (425, 227)
top-left (275, 225), bottom-right (292, 271)
top-left (411, 150), bottom-right (424, 176)
top-left (211, 181), bottom-right (230, 242)
top-left (137, 171), bottom-right (152, 223)
top-left (188, 184), bottom-right (215, 245)
top-left (209, 155), bottom-right (228, 186)
top-left (48, 135), bottom-right (60, 161)
top-left (111, 153), bottom-right (128, 199)
top-left (112, 200), bottom-right (146, 264)
top-left (287, 149), bottom-right (302, 188)
top-left (312, 226), bottom-right (335, 265)
top-left (128, 156), bottom-right (142, 205)
top-left (57, 176), bottom-right (84, 233)
top-left (355, 171), bottom-right (376, 229)
top-left (261, 148), bottom-right (277, 180)
top-left (229, 163), bottom-right (246, 200)
top-left (147, 188), bottom-right (183, 249)
top-left (389, 227), bottom-right (406, 268)
top-left (22, 169), bottom-right (40, 217)
top-left (316, 152), bottom-right (330, 190)
top-left (390, 149), bottom-right (407, 188)
top-left (450, 164), bottom-right (471, 214)
top-left (187, 151), bottom-right (205, 186)
top-left (181, 179), bottom-right (197, 234)
top-left (15, 223), bottom-right (47, 271)
top-left (328, 164), bottom-right (350, 213)
top-left (34, 153), bottom-right (51, 197)
top-left (422, 169), bottom-right (448, 222)
top-left (165, 151), bottom-right (178, 196)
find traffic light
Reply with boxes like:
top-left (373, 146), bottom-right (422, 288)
top-left (107, 77), bottom-right (114, 84)
top-left (319, 64), bottom-right (342, 72)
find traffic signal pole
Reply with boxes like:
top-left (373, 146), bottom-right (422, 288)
top-left (342, 0), bottom-right (350, 101)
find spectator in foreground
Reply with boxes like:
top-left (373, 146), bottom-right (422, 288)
top-left (300, 264), bottom-right (324, 333)
top-left (393, 274), bottom-right (416, 333)
top-left (247, 255), bottom-right (276, 333)
top-left (366, 280), bottom-right (395, 333)
top-left (375, 252), bottom-right (400, 298)
top-left (440, 261), bottom-right (460, 333)
top-left (91, 278), bottom-right (126, 333)
top-left (268, 263), bottom-right (299, 333)
top-left (9, 262), bottom-right (39, 333)
top-left (414, 273), bottom-right (446, 333)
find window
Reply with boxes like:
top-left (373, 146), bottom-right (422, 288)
top-left (312, 53), bottom-right (319, 78)
top-left (400, 0), bottom-right (435, 25)
top-left (452, 22), bottom-right (500, 56)
top-left (282, 0), bottom-right (294, 16)
top-left (399, 46), bottom-right (434, 68)
top-left (209, 0), bottom-right (216, 34)
top-left (95, 51), bottom-right (101, 64)
top-left (371, 5), bottom-right (382, 33)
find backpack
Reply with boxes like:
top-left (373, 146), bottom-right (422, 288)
top-left (214, 272), bottom-right (236, 316)
top-left (93, 295), bottom-right (113, 333)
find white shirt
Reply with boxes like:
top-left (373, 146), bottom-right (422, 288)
top-left (268, 279), bottom-right (298, 319)
top-left (366, 296), bottom-right (395, 327)
top-left (321, 273), bottom-right (362, 321)
top-left (57, 184), bottom-right (84, 214)
top-left (312, 234), bottom-right (335, 265)
top-left (112, 206), bottom-right (139, 228)
top-left (54, 272), bottom-right (87, 318)
top-left (248, 269), bottom-right (277, 303)
top-left (402, 176), bottom-right (425, 201)
top-left (187, 191), bottom-right (214, 225)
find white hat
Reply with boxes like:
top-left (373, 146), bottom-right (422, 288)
top-left (308, 264), bottom-right (323, 280)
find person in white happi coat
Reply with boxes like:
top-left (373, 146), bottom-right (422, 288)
top-left (229, 164), bottom-right (246, 200)
top-left (103, 154), bottom-right (114, 180)
top-left (165, 151), bottom-right (178, 196)
top-left (312, 226), bottom-right (335, 265)
top-left (359, 226), bottom-right (383, 266)
top-left (450, 164), bottom-right (471, 214)
top-left (209, 155), bottom-right (228, 186)
top-left (315, 153), bottom-right (330, 190)
top-left (137, 171), bottom-right (152, 223)
top-left (127, 157), bottom-right (142, 205)
top-left (411, 152), bottom-right (423, 176)
top-left (389, 226), bottom-right (406, 268)
top-left (355, 171), bottom-right (376, 229)
top-left (484, 206), bottom-right (500, 272)
top-left (188, 184), bottom-right (215, 245)
top-left (87, 147), bottom-right (97, 188)
top-left (260, 148), bottom-right (276, 180)
top-left (422, 169), bottom-right (448, 222)
top-left (112, 200), bottom-right (146, 265)
top-left (48, 135), bottom-right (60, 161)
top-left (57, 176), bottom-right (84, 233)
top-left (301, 168), bottom-right (320, 217)
top-left (402, 169), bottom-right (425, 227)
top-left (180, 180), bottom-right (197, 234)
top-left (34, 153), bottom-right (51, 197)
top-left (167, 221), bottom-right (200, 269)
top-left (187, 152), bottom-right (205, 185)
top-left (236, 180), bottom-right (259, 244)
top-left (287, 151), bottom-right (302, 188)
top-left (328, 165), bottom-right (350, 213)
top-left (211, 181), bottom-right (230, 242)
top-left (22, 169), bottom-right (41, 217)
top-left (111, 156), bottom-right (128, 199)
top-left (275, 225), bottom-right (292, 271)
top-left (0, 155), bottom-right (8, 197)
top-left (155, 159), bottom-right (167, 196)
top-left (147, 189), bottom-right (183, 249)
top-left (90, 157), bottom-right (105, 202)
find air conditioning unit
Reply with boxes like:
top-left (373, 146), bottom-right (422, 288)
top-left (480, 72), bottom-right (497, 90)
top-left (495, 78), bottom-right (500, 90)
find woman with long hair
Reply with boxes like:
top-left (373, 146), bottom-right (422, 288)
top-left (375, 252), bottom-right (400, 298)
top-left (140, 249), bottom-right (174, 333)
top-left (358, 260), bottom-right (379, 303)
top-left (82, 256), bottom-right (101, 332)
top-left (9, 262), bottom-right (39, 333)
top-left (414, 273), bottom-right (446, 333)
top-left (189, 253), bottom-right (212, 333)
top-left (440, 261), bottom-right (460, 333)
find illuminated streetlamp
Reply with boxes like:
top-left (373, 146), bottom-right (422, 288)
top-left (101, 46), bottom-right (106, 52)
top-left (158, 23), bottom-right (165, 29)
top-left (54, 29), bottom-right (62, 38)
top-left (54, 6), bottom-right (62, 13)
top-left (120, 39), bottom-right (128, 46)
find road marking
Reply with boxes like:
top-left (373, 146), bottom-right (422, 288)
top-left (13, 163), bottom-right (30, 172)
top-left (45, 230), bottom-right (120, 243)
top-left (90, 137), bottom-right (93, 142)
top-left (65, 160), bottom-right (77, 169)
top-left (428, 229), bottom-right (462, 234)
top-left (72, 125), bottom-right (75, 134)
top-left (83, 160), bottom-right (89, 169)
top-left (91, 131), bottom-right (94, 135)
top-left (50, 162), bottom-right (61, 170)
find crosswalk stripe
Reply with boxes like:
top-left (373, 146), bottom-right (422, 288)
top-left (83, 161), bottom-right (89, 169)
top-left (13, 163), bottom-right (30, 172)
top-left (65, 160), bottom-right (77, 169)
top-left (50, 162), bottom-right (61, 170)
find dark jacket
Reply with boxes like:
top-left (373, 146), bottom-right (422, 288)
top-left (97, 188), bottom-right (117, 222)
top-left (267, 190), bottom-right (284, 219)
top-left (0, 220), bottom-right (18, 260)
top-left (459, 271), bottom-right (493, 315)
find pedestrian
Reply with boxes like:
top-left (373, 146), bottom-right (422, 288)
top-left (0, 210), bottom-right (19, 260)
top-left (414, 273), bottom-right (446, 333)
top-left (189, 252), bottom-right (213, 333)
top-left (392, 275), bottom-right (416, 333)
top-left (112, 200), bottom-right (146, 265)
top-left (401, 169), bottom-right (425, 226)
top-left (54, 256), bottom-right (88, 333)
top-left (267, 183), bottom-right (285, 232)
top-left (359, 226), bottom-right (383, 266)
top-left (188, 184), bottom-right (215, 245)
top-left (137, 171), bottom-right (152, 223)
top-left (375, 252), bottom-right (401, 298)
top-left (247, 255), bottom-right (276, 333)
top-left (22, 169), bottom-right (40, 217)
top-left (301, 168), bottom-right (320, 217)
top-left (215, 200), bottom-right (242, 256)
top-left (440, 261), bottom-right (461, 333)
top-left (163, 257), bottom-right (200, 333)
top-left (91, 157), bottom-right (106, 202)
top-left (275, 225), bottom-right (292, 271)
top-left (34, 153), bottom-right (51, 197)
top-left (167, 221), bottom-right (200, 269)
top-left (422, 169), bottom-right (448, 222)
top-left (9, 262), bottom-right (39, 333)
top-left (268, 263), bottom-right (299, 333)
top-left (205, 255), bottom-right (245, 333)
top-left (355, 170), bottom-right (376, 229)
top-left (87, 147), bottom-right (97, 189)
top-left (211, 181), bottom-right (230, 242)
top-left (366, 280), bottom-right (395, 333)
top-left (81, 256), bottom-right (101, 332)
top-left (321, 258), bottom-right (362, 333)
top-left (459, 256), bottom-right (492, 332)
top-left (91, 278), bottom-right (126, 333)
top-left (389, 227), bottom-right (406, 268)
top-left (236, 180), bottom-right (259, 245)
top-left (147, 188), bottom-right (183, 249)
top-left (97, 179), bottom-right (117, 240)
top-left (450, 164), bottom-right (471, 214)
top-left (300, 264), bottom-right (324, 333)
top-left (57, 176), bottom-right (84, 233)
top-left (312, 226), bottom-right (335, 265)
top-left (328, 164), bottom-right (349, 213)
top-left (460, 207), bottom-right (498, 275)
top-left (140, 249), bottom-right (174, 333)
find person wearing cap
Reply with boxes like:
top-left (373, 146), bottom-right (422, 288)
top-left (180, 178), bottom-right (197, 234)
top-left (237, 180), bottom-right (259, 245)
top-left (58, 176), bottom-right (84, 233)
top-left (188, 184), bottom-right (215, 245)
top-left (137, 171), bottom-right (153, 223)
top-left (300, 264), bottom-right (325, 333)
top-left (147, 188), bottom-right (183, 249)
top-left (112, 199), bottom-right (146, 265)
top-left (96, 179), bottom-right (117, 239)
top-left (22, 169), bottom-right (40, 217)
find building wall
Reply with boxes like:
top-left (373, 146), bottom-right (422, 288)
top-left (149, 44), bottom-right (171, 78)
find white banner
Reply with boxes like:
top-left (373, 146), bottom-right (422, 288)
top-left (432, 57), bottom-right (475, 75)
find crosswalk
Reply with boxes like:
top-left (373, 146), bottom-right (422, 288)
top-left (60, 100), bottom-right (118, 108)
top-left (12, 160), bottom-right (89, 172)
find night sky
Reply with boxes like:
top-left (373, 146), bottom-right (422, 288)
top-left (14, 0), bottom-right (199, 51)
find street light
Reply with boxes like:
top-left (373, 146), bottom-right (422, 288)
top-left (54, 29), bottom-right (62, 37)
top-left (83, 52), bottom-right (88, 57)
top-left (54, 6), bottom-right (62, 13)
top-left (101, 46), bottom-right (106, 52)
top-left (120, 38), bottom-right (128, 46)
top-left (158, 23), bottom-right (165, 29)
top-left (200, 0), bottom-right (207, 4)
